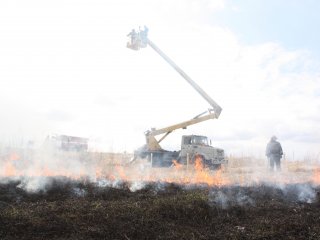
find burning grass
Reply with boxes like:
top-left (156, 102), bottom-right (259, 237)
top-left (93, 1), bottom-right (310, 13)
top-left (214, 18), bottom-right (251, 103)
top-left (0, 177), bottom-right (320, 239)
top-left (1, 150), bottom-right (320, 239)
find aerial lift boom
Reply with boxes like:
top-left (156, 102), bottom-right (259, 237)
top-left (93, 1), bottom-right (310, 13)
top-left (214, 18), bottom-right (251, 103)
top-left (146, 39), bottom-right (222, 118)
top-left (127, 27), bottom-right (222, 118)
top-left (127, 28), bottom-right (225, 167)
top-left (145, 110), bottom-right (216, 151)
top-left (127, 27), bottom-right (222, 151)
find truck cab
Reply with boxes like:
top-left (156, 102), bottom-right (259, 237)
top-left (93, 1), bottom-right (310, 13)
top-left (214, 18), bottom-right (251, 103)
top-left (45, 134), bottom-right (88, 152)
top-left (180, 135), bottom-right (226, 169)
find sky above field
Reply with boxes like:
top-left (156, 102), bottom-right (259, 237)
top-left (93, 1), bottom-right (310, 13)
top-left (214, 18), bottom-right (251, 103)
top-left (0, 0), bottom-right (319, 159)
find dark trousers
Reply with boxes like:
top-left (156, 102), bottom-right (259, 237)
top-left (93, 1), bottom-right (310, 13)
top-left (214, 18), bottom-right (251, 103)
top-left (269, 155), bottom-right (281, 171)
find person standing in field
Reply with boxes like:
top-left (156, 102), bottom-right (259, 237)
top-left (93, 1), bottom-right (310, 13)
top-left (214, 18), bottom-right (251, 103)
top-left (266, 136), bottom-right (283, 171)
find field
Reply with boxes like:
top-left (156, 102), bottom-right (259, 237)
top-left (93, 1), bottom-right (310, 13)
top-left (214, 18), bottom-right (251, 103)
top-left (1, 150), bottom-right (320, 239)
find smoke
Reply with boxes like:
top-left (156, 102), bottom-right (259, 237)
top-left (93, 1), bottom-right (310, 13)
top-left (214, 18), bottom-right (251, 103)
top-left (129, 181), bottom-right (146, 192)
top-left (280, 183), bottom-right (316, 203)
top-left (72, 187), bottom-right (87, 197)
top-left (208, 183), bottom-right (317, 209)
top-left (206, 157), bottom-right (319, 208)
top-left (209, 188), bottom-right (255, 209)
top-left (0, 146), bottom-right (319, 208)
top-left (0, 144), bottom-right (98, 193)
top-left (17, 177), bottom-right (52, 193)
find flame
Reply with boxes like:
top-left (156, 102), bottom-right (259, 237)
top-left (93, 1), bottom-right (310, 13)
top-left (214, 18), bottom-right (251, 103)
top-left (172, 160), bottom-right (183, 170)
top-left (1, 150), bottom-right (320, 188)
top-left (194, 156), bottom-right (204, 171)
top-left (4, 161), bottom-right (17, 176)
top-left (0, 151), bottom-right (89, 179)
top-left (312, 168), bottom-right (320, 184)
top-left (2, 152), bottom-right (21, 176)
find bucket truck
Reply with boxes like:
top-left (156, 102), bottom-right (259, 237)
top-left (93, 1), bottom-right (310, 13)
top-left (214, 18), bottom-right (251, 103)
top-left (127, 27), bottom-right (226, 169)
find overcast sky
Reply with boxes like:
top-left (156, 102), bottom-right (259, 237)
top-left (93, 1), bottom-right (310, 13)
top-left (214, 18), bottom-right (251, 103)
top-left (0, 0), bottom-right (319, 159)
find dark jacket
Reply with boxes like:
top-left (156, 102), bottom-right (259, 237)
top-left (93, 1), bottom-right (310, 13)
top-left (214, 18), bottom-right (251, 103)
top-left (266, 140), bottom-right (283, 158)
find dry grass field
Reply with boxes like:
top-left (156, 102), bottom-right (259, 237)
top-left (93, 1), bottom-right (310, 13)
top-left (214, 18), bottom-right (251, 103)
top-left (1, 149), bottom-right (320, 239)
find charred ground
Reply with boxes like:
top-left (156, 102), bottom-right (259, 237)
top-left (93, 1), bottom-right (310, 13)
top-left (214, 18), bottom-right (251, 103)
top-left (0, 177), bottom-right (320, 239)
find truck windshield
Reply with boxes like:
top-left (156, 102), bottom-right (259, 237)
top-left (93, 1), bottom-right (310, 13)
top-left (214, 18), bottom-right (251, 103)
top-left (191, 136), bottom-right (208, 146)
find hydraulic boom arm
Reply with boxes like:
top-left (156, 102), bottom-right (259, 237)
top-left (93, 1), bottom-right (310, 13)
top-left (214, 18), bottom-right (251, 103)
top-left (127, 27), bottom-right (222, 151)
top-left (145, 111), bottom-right (216, 151)
top-left (147, 39), bottom-right (222, 118)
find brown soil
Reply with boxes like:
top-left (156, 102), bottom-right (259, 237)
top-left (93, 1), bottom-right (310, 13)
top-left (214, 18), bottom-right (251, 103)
top-left (0, 177), bottom-right (320, 240)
